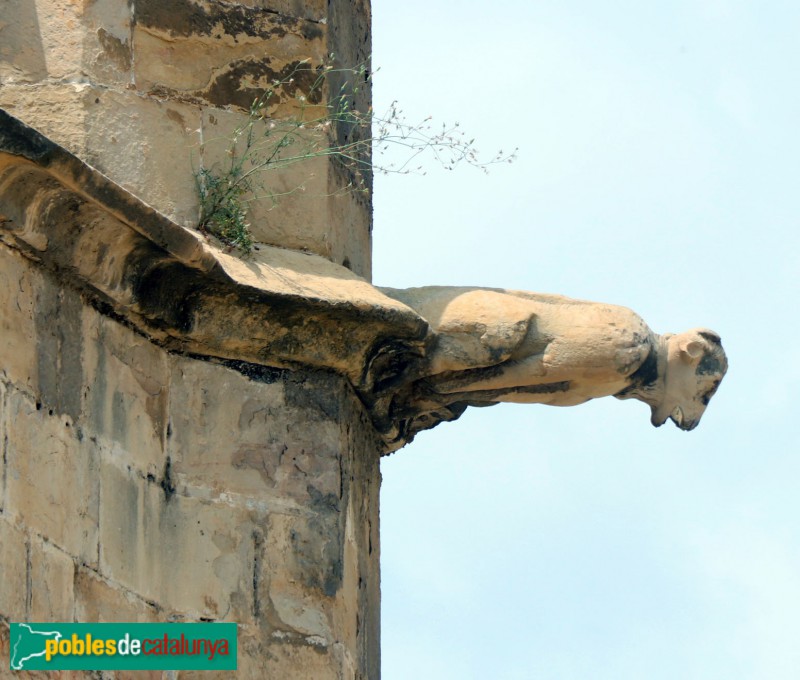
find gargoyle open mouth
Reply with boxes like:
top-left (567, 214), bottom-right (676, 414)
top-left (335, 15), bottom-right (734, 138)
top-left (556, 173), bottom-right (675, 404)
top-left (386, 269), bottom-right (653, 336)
top-left (670, 406), bottom-right (700, 431)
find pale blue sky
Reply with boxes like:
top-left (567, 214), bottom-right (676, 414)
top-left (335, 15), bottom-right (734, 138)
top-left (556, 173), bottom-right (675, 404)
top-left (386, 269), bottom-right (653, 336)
top-left (372, 2), bottom-right (800, 678)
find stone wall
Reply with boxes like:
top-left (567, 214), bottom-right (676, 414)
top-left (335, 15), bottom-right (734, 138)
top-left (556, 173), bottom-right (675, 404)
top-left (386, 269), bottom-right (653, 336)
top-left (0, 0), bottom-right (372, 278)
top-left (0, 241), bottom-right (381, 678)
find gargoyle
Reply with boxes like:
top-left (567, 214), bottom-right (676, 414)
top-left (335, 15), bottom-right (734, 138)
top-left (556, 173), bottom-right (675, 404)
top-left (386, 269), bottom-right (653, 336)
top-left (377, 286), bottom-right (727, 447)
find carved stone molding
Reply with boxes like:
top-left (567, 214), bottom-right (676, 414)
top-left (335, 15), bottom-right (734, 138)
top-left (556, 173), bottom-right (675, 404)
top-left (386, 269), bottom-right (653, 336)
top-left (0, 109), bottom-right (429, 450)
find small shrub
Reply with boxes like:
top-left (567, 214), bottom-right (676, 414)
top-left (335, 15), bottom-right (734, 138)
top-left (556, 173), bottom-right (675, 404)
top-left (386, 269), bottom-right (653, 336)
top-left (194, 57), bottom-right (516, 254)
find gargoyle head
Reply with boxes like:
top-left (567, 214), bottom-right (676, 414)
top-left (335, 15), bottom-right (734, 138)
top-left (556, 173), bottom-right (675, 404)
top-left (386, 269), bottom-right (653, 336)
top-left (651, 329), bottom-right (728, 431)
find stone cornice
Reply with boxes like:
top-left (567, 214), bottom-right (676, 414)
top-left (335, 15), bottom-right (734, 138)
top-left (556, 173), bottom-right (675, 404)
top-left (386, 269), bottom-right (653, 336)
top-left (0, 109), bottom-right (428, 451)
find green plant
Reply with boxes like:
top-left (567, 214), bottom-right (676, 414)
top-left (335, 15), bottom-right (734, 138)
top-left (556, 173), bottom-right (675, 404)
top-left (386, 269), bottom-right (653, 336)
top-left (195, 58), bottom-right (516, 254)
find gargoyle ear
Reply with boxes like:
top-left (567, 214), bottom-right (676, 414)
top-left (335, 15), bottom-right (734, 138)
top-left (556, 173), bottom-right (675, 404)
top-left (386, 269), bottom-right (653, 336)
top-left (680, 338), bottom-right (705, 360)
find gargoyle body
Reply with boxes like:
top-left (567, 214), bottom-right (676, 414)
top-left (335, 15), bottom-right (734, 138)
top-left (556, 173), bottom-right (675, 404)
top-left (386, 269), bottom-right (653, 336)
top-left (377, 286), bottom-right (727, 447)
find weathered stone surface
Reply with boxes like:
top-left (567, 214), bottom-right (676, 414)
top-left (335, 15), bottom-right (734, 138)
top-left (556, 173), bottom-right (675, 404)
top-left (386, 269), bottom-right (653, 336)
top-left (134, 9), bottom-right (325, 111)
top-left (83, 0), bottom-right (134, 85)
top-left (99, 456), bottom-right (256, 621)
top-left (83, 90), bottom-right (202, 228)
top-left (28, 536), bottom-right (75, 621)
top-left (0, 0), bottom-right (373, 271)
top-left (74, 567), bottom-right (160, 623)
top-left (0, 0), bottom-right (131, 86)
top-left (0, 380), bottom-right (5, 513)
top-left (0, 0), bottom-right (48, 82)
top-left (229, 0), bottom-right (327, 23)
top-left (0, 117), bottom-right (428, 427)
top-left (116, 671), bottom-right (164, 680)
top-left (0, 247), bottom-right (40, 395)
top-left (0, 3), bottom-right (384, 677)
top-left (168, 356), bottom-right (341, 500)
top-left (0, 82), bottom-right (92, 160)
top-left (0, 84), bottom-right (200, 228)
top-left (4, 390), bottom-right (100, 565)
top-left (325, 184), bottom-right (372, 278)
top-left (198, 107), bottom-right (339, 254)
top-left (83, 315), bottom-right (169, 476)
top-left (30, 274), bottom-right (88, 424)
top-left (0, 517), bottom-right (27, 622)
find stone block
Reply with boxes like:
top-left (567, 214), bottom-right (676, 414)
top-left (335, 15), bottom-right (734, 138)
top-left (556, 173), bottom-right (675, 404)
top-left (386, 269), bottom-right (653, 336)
top-left (133, 0), bottom-right (325, 109)
top-left (235, 0), bottom-right (326, 23)
top-left (28, 272), bottom-right (88, 424)
top-left (261, 508), bottom-right (344, 607)
top-left (0, 0), bottom-right (48, 82)
top-left (4, 391), bottom-right (100, 566)
top-left (177, 638), bottom-right (350, 680)
top-left (82, 315), bottom-right (169, 476)
top-left (83, 90), bottom-right (202, 227)
top-left (0, 84), bottom-right (201, 228)
top-left (116, 671), bottom-right (164, 680)
top-left (74, 567), bottom-right (159, 623)
top-left (0, 0), bottom-right (131, 85)
top-left (0, 380), bottom-right (6, 513)
top-left (0, 517), bottom-right (27, 622)
top-left (325, 182), bottom-right (372, 277)
top-left (99, 457), bottom-right (256, 621)
top-left (167, 357), bottom-right (341, 502)
top-left (0, 82), bottom-right (91, 159)
top-left (28, 537), bottom-right (75, 622)
top-left (0, 242), bottom-right (43, 396)
top-left (81, 0), bottom-right (134, 86)
top-left (235, 630), bottom-right (344, 680)
top-left (198, 106), bottom-right (371, 276)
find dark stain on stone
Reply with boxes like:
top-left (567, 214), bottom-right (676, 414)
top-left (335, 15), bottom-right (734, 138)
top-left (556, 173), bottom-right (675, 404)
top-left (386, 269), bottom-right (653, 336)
top-left (281, 483), bottom-right (346, 598)
top-left (166, 108), bottom-right (186, 128)
top-left (35, 279), bottom-right (61, 416)
top-left (135, 0), bottom-right (322, 42)
top-left (97, 28), bottom-right (132, 72)
top-left (34, 277), bottom-right (84, 422)
top-left (90, 329), bottom-right (108, 436)
top-left (362, 337), bottom-right (423, 394)
top-left (95, 242), bottom-right (109, 267)
top-left (220, 359), bottom-right (283, 384)
top-left (123, 244), bottom-right (204, 334)
top-left (308, 484), bottom-right (340, 514)
top-left (252, 528), bottom-right (264, 619)
top-left (160, 456), bottom-right (176, 501)
top-left (203, 58), bottom-right (323, 111)
top-left (284, 372), bottom-right (342, 421)
top-left (0, 109), bottom-right (53, 161)
top-left (698, 330), bottom-right (722, 346)
top-left (111, 389), bottom-right (127, 444)
top-left (616, 340), bottom-right (659, 396)
top-left (697, 353), bottom-right (724, 376)
top-left (1, 434), bottom-right (6, 512)
top-left (232, 444), bottom-right (277, 486)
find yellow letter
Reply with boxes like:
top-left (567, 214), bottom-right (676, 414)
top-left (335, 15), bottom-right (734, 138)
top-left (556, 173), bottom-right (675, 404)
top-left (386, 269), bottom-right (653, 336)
top-left (45, 639), bottom-right (58, 662)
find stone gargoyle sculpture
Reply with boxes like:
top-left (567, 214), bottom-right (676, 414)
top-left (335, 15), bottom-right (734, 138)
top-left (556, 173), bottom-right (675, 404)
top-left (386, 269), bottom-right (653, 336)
top-left (374, 286), bottom-right (727, 449)
top-left (0, 110), bottom-right (726, 453)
